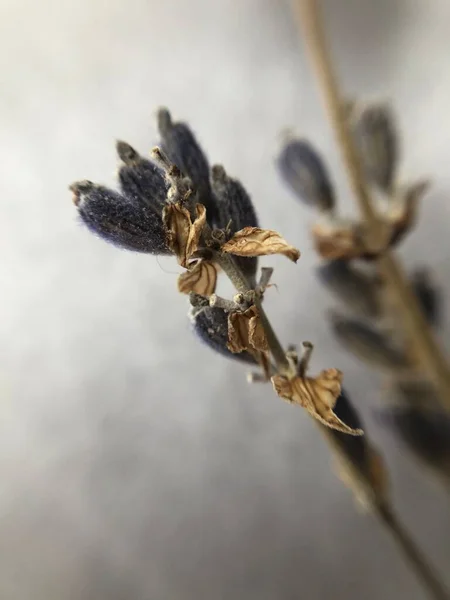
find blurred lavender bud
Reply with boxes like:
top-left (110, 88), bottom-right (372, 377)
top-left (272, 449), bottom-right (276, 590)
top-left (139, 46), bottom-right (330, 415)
top-left (331, 388), bottom-right (368, 472)
top-left (329, 388), bottom-right (389, 507)
top-left (70, 180), bottom-right (170, 254)
top-left (378, 401), bottom-right (450, 471)
top-left (189, 301), bottom-right (256, 365)
top-left (116, 141), bottom-right (168, 209)
top-left (388, 180), bottom-right (430, 248)
top-left (277, 138), bottom-right (335, 213)
top-left (316, 259), bottom-right (380, 318)
top-left (330, 312), bottom-right (411, 372)
top-left (212, 165), bottom-right (259, 281)
top-left (350, 103), bottom-right (398, 192)
top-left (157, 108), bottom-right (218, 223)
top-left (411, 269), bottom-right (441, 327)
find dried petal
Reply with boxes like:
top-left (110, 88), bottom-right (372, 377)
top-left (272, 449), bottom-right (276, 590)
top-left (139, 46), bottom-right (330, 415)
top-left (212, 165), bottom-right (259, 281)
top-left (330, 312), bottom-right (411, 372)
top-left (70, 180), bottom-right (170, 254)
top-left (116, 141), bottom-right (168, 209)
top-left (272, 369), bottom-right (363, 435)
top-left (411, 269), bottom-right (441, 327)
top-left (316, 260), bottom-right (380, 318)
top-left (388, 180), bottom-right (430, 247)
top-left (190, 304), bottom-right (256, 365)
top-left (227, 305), bottom-right (268, 354)
top-left (350, 103), bottom-right (398, 192)
top-left (277, 138), bottom-right (335, 212)
top-left (222, 227), bottom-right (300, 263)
top-left (178, 260), bottom-right (217, 296)
top-left (163, 203), bottom-right (206, 267)
top-left (157, 108), bottom-right (219, 223)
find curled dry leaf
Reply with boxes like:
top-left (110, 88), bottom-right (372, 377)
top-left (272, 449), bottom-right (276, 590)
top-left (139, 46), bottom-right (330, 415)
top-left (271, 369), bottom-right (363, 435)
top-left (222, 227), bottom-right (300, 263)
top-left (227, 305), bottom-right (269, 354)
top-left (163, 202), bottom-right (206, 267)
top-left (178, 260), bottom-right (218, 296)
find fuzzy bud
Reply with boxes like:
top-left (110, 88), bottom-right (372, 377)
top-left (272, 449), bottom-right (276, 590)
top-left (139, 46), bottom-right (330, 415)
top-left (71, 180), bottom-right (170, 254)
top-left (116, 141), bottom-right (168, 209)
top-left (212, 164), bottom-right (259, 281)
top-left (277, 138), bottom-right (335, 213)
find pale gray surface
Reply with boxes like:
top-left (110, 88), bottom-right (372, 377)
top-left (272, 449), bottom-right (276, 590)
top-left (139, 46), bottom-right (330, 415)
top-left (2, 0), bottom-right (450, 598)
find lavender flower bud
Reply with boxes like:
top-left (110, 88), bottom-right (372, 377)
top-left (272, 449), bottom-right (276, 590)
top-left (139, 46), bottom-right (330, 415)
top-left (212, 165), bottom-right (259, 281)
top-left (350, 103), bottom-right (398, 192)
top-left (411, 269), bottom-right (440, 327)
top-left (116, 141), bottom-right (168, 209)
top-left (71, 180), bottom-right (170, 254)
top-left (157, 108), bottom-right (219, 223)
top-left (190, 302), bottom-right (256, 365)
top-left (378, 402), bottom-right (450, 469)
top-left (331, 388), bottom-right (368, 472)
top-left (316, 260), bottom-right (380, 318)
top-left (330, 312), bottom-right (411, 372)
top-left (277, 139), bottom-right (335, 212)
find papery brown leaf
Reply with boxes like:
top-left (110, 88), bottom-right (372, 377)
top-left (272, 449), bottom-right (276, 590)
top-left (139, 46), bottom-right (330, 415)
top-left (186, 204), bottom-right (207, 261)
top-left (178, 259), bottom-right (217, 296)
top-left (222, 227), bottom-right (300, 263)
top-left (312, 219), bottom-right (393, 261)
top-left (163, 202), bottom-right (206, 267)
top-left (272, 369), bottom-right (363, 435)
top-left (312, 221), bottom-right (365, 260)
top-left (227, 305), bottom-right (268, 354)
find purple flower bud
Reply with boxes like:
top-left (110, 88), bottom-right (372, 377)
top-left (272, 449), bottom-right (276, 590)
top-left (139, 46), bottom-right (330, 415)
top-left (378, 399), bottom-right (450, 469)
top-left (331, 388), bottom-right (368, 472)
top-left (71, 180), bottom-right (170, 254)
top-left (190, 302), bottom-right (256, 365)
top-left (157, 108), bottom-right (219, 223)
top-left (116, 141), bottom-right (168, 209)
top-left (277, 139), bottom-right (335, 212)
top-left (330, 312), bottom-right (411, 372)
top-left (411, 269), bottom-right (441, 327)
top-left (316, 259), bottom-right (380, 318)
top-left (212, 165), bottom-right (259, 281)
top-left (350, 103), bottom-right (398, 192)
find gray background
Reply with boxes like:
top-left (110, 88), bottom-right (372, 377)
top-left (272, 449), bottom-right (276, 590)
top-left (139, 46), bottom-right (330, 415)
top-left (2, 0), bottom-right (450, 598)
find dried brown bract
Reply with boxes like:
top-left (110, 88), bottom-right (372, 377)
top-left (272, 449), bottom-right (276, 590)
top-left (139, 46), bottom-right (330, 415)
top-left (272, 368), bottom-right (363, 435)
top-left (178, 260), bottom-right (218, 296)
top-left (227, 305), bottom-right (269, 354)
top-left (222, 227), bottom-right (301, 262)
top-left (163, 202), bottom-right (207, 267)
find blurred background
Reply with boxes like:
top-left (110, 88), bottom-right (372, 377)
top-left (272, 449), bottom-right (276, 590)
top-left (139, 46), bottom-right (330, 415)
top-left (2, 0), bottom-right (450, 598)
